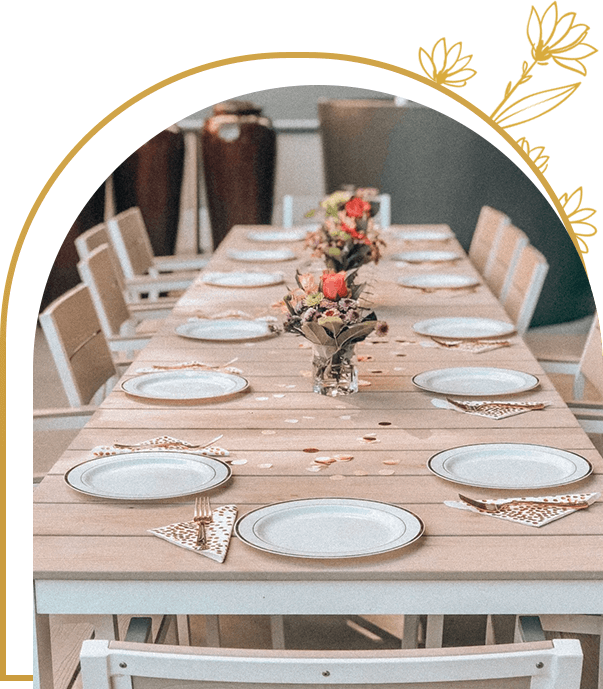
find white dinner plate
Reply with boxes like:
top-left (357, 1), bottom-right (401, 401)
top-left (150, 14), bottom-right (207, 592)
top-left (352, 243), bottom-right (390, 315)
top-left (65, 451), bottom-right (232, 500)
top-left (398, 274), bottom-right (481, 290)
top-left (428, 444), bottom-right (593, 489)
top-left (392, 251), bottom-right (460, 263)
top-left (227, 249), bottom-right (297, 262)
top-left (202, 271), bottom-right (284, 288)
top-left (235, 498), bottom-right (424, 558)
top-left (176, 319), bottom-right (274, 342)
top-left (247, 229), bottom-right (309, 242)
top-left (393, 229), bottom-right (453, 241)
top-left (412, 367), bottom-right (539, 396)
top-left (413, 317), bottom-right (516, 339)
top-left (121, 370), bottom-right (249, 402)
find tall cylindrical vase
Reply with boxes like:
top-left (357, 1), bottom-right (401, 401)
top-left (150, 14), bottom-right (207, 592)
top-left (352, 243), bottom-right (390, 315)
top-left (312, 342), bottom-right (358, 396)
top-left (201, 100), bottom-right (276, 249)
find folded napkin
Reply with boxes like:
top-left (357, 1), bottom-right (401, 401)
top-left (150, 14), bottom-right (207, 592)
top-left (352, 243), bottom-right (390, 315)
top-left (431, 398), bottom-right (550, 419)
top-left (91, 435), bottom-right (229, 458)
top-left (445, 493), bottom-right (600, 527)
top-left (149, 504), bottom-right (238, 563)
top-left (421, 338), bottom-right (511, 353)
top-left (135, 362), bottom-right (243, 374)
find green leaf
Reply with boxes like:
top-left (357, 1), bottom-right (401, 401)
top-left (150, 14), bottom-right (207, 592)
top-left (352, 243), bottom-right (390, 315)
top-left (494, 83), bottom-right (580, 128)
top-left (301, 322), bottom-right (333, 345)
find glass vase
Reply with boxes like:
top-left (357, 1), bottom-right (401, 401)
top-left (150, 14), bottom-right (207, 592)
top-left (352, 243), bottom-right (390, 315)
top-left (312, 343), bottom-right (358, 396)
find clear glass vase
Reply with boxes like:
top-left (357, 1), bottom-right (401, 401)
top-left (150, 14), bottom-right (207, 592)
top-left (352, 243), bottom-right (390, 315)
top-left (312, 343), bottom-right (358, 396)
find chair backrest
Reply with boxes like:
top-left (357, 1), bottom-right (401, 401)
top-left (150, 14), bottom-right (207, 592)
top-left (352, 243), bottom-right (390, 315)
top-left (486, 224), bottom-right (529, 300)
top-left (38, 284), bottom-right (118, 407)
top-left (574, 315), bottom-right (603, 400)
top-left (468, 206), bottom-right (510, 277)
top-left (81, 638), bottom-right (582, 689)
top-left (107, 207), bottom-right (156, 279)
top-left (74, 222), bottom-right (126, 292)
top-left (502, 243), bottom-right (549, 335)
top-left (77, 244), bottom-right (132, 339)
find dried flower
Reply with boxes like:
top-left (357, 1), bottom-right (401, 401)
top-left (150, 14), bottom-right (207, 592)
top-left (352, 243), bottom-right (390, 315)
top-left (375, 321), bottom-right (389, 337)
top-left (322, 272), bottom-right (348, 300)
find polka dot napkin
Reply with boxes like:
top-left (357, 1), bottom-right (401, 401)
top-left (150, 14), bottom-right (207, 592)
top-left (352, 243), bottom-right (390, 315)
top-left (149, 504), bottom-right (238, 563)
top-left (445, 493), bottom-right (600, 527)
top-left (91, 436), bottom-right (229, 458)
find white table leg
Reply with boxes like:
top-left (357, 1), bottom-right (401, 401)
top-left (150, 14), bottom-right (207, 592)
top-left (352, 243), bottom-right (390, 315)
top-left (33, 605), bottom-right (53, 689)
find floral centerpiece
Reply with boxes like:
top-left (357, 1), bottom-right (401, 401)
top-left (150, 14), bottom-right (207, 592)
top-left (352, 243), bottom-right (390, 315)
top-left (282, 269), bottom-right (387, 395)
top-left (305, 189), bottom-right (386, 273)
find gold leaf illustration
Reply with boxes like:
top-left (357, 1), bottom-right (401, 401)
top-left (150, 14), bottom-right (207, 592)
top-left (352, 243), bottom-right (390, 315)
top-left (517, 138), bottom-right (549, 172)
top-left (494, 82), bottom-right (579, 128)
top-left (560, 187), bottom-right (597, 254)
top-left (527, 2), bottom-right (597, 75)
top-left (418, 38), bottom-right (476, 88)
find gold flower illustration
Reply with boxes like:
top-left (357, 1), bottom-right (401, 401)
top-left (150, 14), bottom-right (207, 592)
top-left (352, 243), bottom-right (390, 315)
top-left (528, 2), bottom-right (597, 75)
top-left (517, 137), bottom-right (550, 172)
top-left (560, 187), bottom-right (597, 254)
top-left (419, 38), bottom-right (476, 87)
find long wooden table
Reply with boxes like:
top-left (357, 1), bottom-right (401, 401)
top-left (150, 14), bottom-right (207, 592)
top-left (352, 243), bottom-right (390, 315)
top-left (33, 224), bottom-right (603, 688)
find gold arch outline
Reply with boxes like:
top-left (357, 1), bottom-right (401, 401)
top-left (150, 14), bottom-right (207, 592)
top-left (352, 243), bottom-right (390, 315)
top-left (3, 50), bottom-right (587, 683)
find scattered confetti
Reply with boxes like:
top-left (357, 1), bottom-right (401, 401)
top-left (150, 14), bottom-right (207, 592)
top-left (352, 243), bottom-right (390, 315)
top-left (273, 394), bottom-right (285, 398)
top-left (286, 385), bottom-right (297, 388)
top-left (303, 448), bottom-right (320, 453)
top-left (230, 459), bottom-right (248, 465)
top-left (379, 469), bottom-right (395, 476)
top-left (358, 380), bottom-right (372, 387)
top-left (300, 370), bottom-right (312, 377)
top-left (329, 475), bottom-right (346, 481)
top-left (383, 459), bottom-right (400, 465)
top-left (261, 430), bottom-right (276, 435)
top-left (258, 463), bottom-right (273, 468)
top-left (302, 416), bottom-right (315, 419)
top-left (340, 415), bottom-right (352, 420)
top-left (370, 370), bottom-right (384, 374)
top-left (255, 397), bottom-right (269, 401)
top-left (244, 343), bottom-right (256, 347)
top-left (314, 457), bottom-right (337, 465)
top-left (394, 367), bottom-right (404, 371)
top-left (378, 421), bottom-right (392, 426)
top-left (306, 466), bottom-right (323, 472)
top-left (357, 355), bottom-right (374, 362)
top-left (395, 353), bottom-right (406, 357)
top-left (333, 455), bottom-right (354, 462)
top-left (353, 470), bottom-right (369, 476)
top-left (285, 419), bottom-right (299, 424)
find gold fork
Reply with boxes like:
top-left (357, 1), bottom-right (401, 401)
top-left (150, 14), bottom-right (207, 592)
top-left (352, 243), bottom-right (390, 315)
top-left (458, 493), bottom-right (590, 513)
top-left (194, 496), bottom-right (213, 548)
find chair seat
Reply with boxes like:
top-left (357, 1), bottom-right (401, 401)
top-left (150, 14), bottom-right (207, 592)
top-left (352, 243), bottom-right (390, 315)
top-left (525, 332), bottom-right (587, 363)
top-left (548, 372), bottom-right (603, 405)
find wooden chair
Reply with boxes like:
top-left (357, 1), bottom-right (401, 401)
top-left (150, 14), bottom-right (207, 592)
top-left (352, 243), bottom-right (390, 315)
top-left (80, 616), bottom-right (582, 689)
top-left (484, 223), bottom-right (529, 299)
top-left (467, 206), bottom-right (510, 278)
top-left (501, 243), bottom-right (549, 335)
top-left (106, 207), bottom-right (209, 284)
top-left (34, 284), bottom-right (119, 435)
top-left (74, 222), bottom-right (180, 306)
top-left (77, 244), bottom-right (171, 350)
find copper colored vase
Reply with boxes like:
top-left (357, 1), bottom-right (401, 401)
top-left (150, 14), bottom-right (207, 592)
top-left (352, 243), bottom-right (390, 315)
top-left (202, 101), bottom-right (276, 248)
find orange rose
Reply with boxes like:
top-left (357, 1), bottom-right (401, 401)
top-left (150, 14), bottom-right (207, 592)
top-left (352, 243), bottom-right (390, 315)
top-left (321, 271), bottom-right (348, 299)
top-left (345, 197), bottom-right (371, 218)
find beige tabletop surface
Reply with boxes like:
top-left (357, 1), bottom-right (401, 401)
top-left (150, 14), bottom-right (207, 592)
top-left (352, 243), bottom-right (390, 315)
top-left (34, 224), bottom-right (603, 585)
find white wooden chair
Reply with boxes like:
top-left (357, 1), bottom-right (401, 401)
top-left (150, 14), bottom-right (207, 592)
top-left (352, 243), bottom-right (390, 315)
top-left (467, 206), bottom-right (510, 278)
top-left (106, 207), bottom-right (209, 286)
top-left (501, 243), bottom-right (549, 335)
top-left (80, 616), bottom-right (582, 689)
top-left (77, 244), bottom-right (171, 354)
top-left (281, 193), bottom-right (392, 229)
top-left (74, 222), bottom-right (181, 306)
top-left (34, 284), bottom-right (120, 436)
top-left (485, 223), bottom-right (529, 300)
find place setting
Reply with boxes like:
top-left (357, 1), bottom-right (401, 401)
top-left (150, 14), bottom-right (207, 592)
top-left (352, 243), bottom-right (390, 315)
top-left (389, 225), bottom-right (453, 242)
top-left (175, 317), bottom-right (280, 342)
top-left (412, 316), bottom-right (516, 353)
top-left (246, 227), bottom-right (313, 242)
top-left (201, 271), bottom-right (285, 288)
top-left (227, 248), bottom-right (297, 263)
top-left (398, 273), bottom-right (482, 292)
top-left (391, 250), bottom-right (462, 265)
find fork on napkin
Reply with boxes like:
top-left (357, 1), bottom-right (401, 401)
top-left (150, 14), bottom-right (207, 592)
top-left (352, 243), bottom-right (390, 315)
top-left (446, 492), bottom-right (600, 527)
top-left (149, 503), bottom-right (238, 563)
top-left (91, 435), bottom-right (229, 458)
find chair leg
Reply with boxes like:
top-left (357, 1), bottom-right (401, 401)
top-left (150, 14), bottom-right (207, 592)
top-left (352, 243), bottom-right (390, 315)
top-left (205, 615), bottom-right (221, 647)
top-left (401, 615), bottom-right (421, 649)
top-left (425, 615), bottom-right (445, 648)
top-left (270, 615), bottom-right (286, 649)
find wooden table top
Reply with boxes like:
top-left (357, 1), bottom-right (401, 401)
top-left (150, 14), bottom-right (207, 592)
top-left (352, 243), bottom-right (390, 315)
top-left (33, 225), bottom-right (603, 583)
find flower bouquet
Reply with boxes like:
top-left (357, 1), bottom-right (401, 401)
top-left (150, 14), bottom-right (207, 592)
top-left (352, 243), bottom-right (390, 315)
top-left (305, 189), bottom-right (386, 273)
top-left (282, 269), bottom-right (387, 395)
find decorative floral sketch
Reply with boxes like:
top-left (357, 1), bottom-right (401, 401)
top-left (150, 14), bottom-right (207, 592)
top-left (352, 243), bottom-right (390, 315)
top-left (560, 188), bottom-right (597, 254)
top-left (418, 38), bottom-right (476, 88)
top-left (516, 138), bottom-right (549, 173)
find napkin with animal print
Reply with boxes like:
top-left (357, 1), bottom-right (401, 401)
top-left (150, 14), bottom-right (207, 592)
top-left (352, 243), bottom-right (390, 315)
top-left (149, 504), bottom-right (238, 563)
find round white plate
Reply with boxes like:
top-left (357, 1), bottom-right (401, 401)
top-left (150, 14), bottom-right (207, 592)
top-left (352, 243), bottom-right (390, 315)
top-left (413, 317), bottom-right (516, 339)
top-left (398, 274), bottom-right (481, 290)
top-left (412, 367), bottom-right (539, 396)
top-left (176, 319), bottom-right (274, 342)
top-left (247, 229), bottom-right (308, 242)
top-left (202, 271), bottom-right (284, 288)
top-left (428, 444), bottom-right (593, 489)
top-left (65, 451), bottom-right (232, 500)
top-left (121, 370), bottom-right (249, 402)
top-left (394, 229), bottom-right (452, 241)
top-left (392, 251), bottom-right (460, 263)
top-left (235, 498), bottom-right (424, 559)
top-left (227, 249), bottom-right (297, 262)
